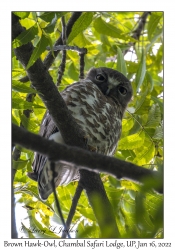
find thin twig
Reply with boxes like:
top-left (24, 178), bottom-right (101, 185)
top-left (57, 17), bottom-right (67, 86)
top-left (47, 45), bottom-right (87, 80)
top-left (61, 183), bottom-right (83, 238)
top-left (44, 12), bottom-right (82, 69)
top-left (123, 12), bottom-right (151, 55)
top-left (50, 161), bottom-right (71, 239)
top-left (47, 45), bottom-right (87, 54)
top-left (79, 52), bottom-right (86, 80)
top-left (132, 12), bottom-right (151, 40)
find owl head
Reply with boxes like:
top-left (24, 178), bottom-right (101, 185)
top-left (86, 67), bottom-right (132, 111)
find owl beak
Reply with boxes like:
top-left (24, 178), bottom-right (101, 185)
top-left (105, 88), bottom-right (110, 95)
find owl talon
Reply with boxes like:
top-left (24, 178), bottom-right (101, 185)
top-left (88, 145), bottom-right (97, 152)
top-left (83, 135), bottom-right (89, 145)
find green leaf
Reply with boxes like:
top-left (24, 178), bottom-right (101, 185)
top-left (146, 71), bottom-right (154, 92)
top-left (151, 96), bottom-right (163, 112)
top-left (39, 12), bottom-right (67, 22)
top-left (13, 12), bottom-right (30, 19)
top-left (12, 110), bottom-right (21, 126)
top-left (73, 32), bottom-right (91, 47)
top-left (96, 59), bottom-right (107, 67)
top-left (133, 141), bottom-right (155, 166)
top-left (135, 96), bottom-right (151, 115)
top-left (153, 126), bottom-right (163, 140)
top-left (118, 131), bottom-right (145, 150)
top-left (42, 30), bottom-right (54, 51)
top-left (26, 34), bottom-right (49, 69)
top-left (108, 176), bottom-right (118, 187)
top-left (148, 13), bottom-right (162, 41)
top-left (145, 104), bottom-right (161, 127)
top-left (13, 159), bottom-right (28, 170)
top-left (135, 89), bottom-right (149, 112)
top-left (76, 220), bottom-right (99, 238)
top-left (122, 118), bottom-right (134, 132)
top-left (67, 12), bottom-right (94, 44)
top-left (31, 12), bottom-right (37, 21)
top-left (146, 28), bottom-right (163, 53)
top-left (117, 46), bottom-right (127, 76)
top-left (28, 210), bottom-right (59, 238)
top-left (94, 17), bottom-right (133, 41)
top-left (12, 80), bottom-right (37, 94)
top-left (44, 14), bottom-right (58, 33)
top-left (15, 185), bottom-right (54, 212)
top-left (12, 92), bottom-right (45, 110)
top-left (20, 114), bottom-right (39, 133)
top-left (13, 25), bottom-right (38, 48)
top-left (20, 222), bottom-right (35, 238)
top-left (135, 193), bottom-right (153, 235)
top-left (39, 12), bottom-right (56, 22)
top-left (121, 180), bottom-right (141, 192)
top-left (78, 207), bottom-right (96, 222)
top-left (14, 169), bottom-right (28, 183)
top-left (135, 49), bottom-right (146, 91)
top-left (68, 62), bottom-right (79, 81)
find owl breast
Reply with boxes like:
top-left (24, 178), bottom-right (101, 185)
top-left (61, 80), bottom-right (122, 156)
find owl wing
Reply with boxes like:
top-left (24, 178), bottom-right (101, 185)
top-left (28, 111), bottom-right (58, 181)
top-left (28, 85), bottom-right (81, 200)
top-left (28, 110), bottom-right (80, 200)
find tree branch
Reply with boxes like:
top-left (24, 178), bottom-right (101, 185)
top-left (61, 184), bottom-right (83, 238)
top-left (123, 11), bottom-right (151, 55)
top-left (132, 12), bottom-right (151, 40)
top-left (44, 12), bottom-right (82, 70)
top-left (57, 16), bottom-right (67, 86)
top-left (12, 181), bottom-right (18, 238)
top-left (19, 12), bottom-right (82, 83)
top-left (50, 162), bottom-right (71, 238)
top-left (12, 12), bottom-right (120, 237)
top-left (48, 45), bottom-right (87, 81)
top-left (12, 124), bottom-right (163, 194)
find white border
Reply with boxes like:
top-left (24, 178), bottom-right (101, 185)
top-left (1, 0), bottom-right (174, 247)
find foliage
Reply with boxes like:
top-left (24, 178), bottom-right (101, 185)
top-left (12, 11), bottom-right (163, 238)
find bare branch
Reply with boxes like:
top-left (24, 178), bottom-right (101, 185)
top-left (44, 12), bottom-right (82, 69)
top-left (57, 16), bottom-right (67, 86)
top-left (123, 11), bottom-right (151, 55)
top-left (47, 45), bottom-right (87, 80)
top-left (12, 124), bottom-right (163, 194)
top-left (79, 52), bottom-right (86, 80)
top-left (48, 45), bottom-right (87, 54)
top-left (50, 162), bottom-right (71, 238)
top-left (61, 184), bottom-right (83, 238)
top-left (132, 12), bottom-right (151, 40)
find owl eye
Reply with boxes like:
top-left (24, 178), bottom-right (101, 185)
top-left (96, 74), bottom-right (106, 81)
top-left (118, 86), bottom-right (127, 95)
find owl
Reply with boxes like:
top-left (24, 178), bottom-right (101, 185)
top-left (28, 67), bottom-right (133, 200)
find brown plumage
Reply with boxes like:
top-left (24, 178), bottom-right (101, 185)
top-left (28, 67), bottom-right (132, 200)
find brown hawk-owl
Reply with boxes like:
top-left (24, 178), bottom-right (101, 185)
top-left (28, 67), bottom-right (132, 200)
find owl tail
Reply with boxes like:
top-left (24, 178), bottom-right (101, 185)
top-left (37, 161), bottom-right (79, 201)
